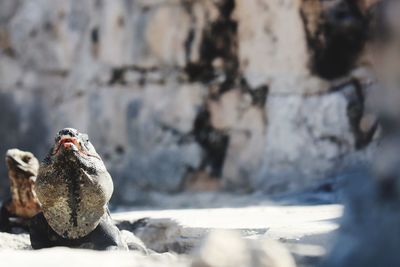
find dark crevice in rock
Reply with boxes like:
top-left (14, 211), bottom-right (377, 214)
top-left (192, 108), bottom-right (229, 178)
top-left (159, 124), bottom-right (186, 139)
top-left (184, 26), bottom-right (195, 65)
top-left (313, 178), bottom-right (336, 194)
top-left (41, 70), bottom-right (69, 77)
top-left (240, 78), bottom-right (269, 108)
top-left (108, 68), bottom-right (126, 85)
top-left (182, 0), bottom-right (239, 183)
top-left (345, 79), bottom-right (378, 149)
top-left (91, 27), bottom-right (99, 44)
top-left (378, 175), bottom-right (397, 200)
top-left (115, 145), bottom-right (125, 155)
top-left (0, 29), bottom-right (15, 57)
top-left (302, 113), bottom-right (351, 159)
top-left (107, 65), bottom-right (161, 86)
top-left (330, 78), bottom-right (377, 150)
top-left (43, 21), bottom-right (54, 32)
top-left (185, 0), bottom-right (238, 91)
top-left (301, 0), bottom-right (368, 80)
top-left (249, 86), bottom-right (269, 108)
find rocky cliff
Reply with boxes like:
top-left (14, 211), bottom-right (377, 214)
top-left (0, 0), bottom-right (378, 204)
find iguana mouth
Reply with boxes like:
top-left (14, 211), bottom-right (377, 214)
top-left (53, 136), bottom-right (81, 155)
top-left (52, 136), bottom-right (101, 160)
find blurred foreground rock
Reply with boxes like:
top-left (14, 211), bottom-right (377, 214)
top-left (192, 230), bottom-right (297, 267)
top-left (319, 167), bottom-right (400, 267)
top-left (320, 2), bottom-right (400, 266)
top-left (320, 136), bottom-right (400, 267)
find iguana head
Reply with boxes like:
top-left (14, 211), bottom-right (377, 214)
top-left (6, 149), bottom-right (41, 218)
top-left (50, 128), bottom-right (101, 161)
top-left (36, 128), bottom-right (114, 239)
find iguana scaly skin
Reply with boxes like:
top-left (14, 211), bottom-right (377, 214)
top-left (30, 128), bottom-right (126, 250)
top-left (0, 149), bottom-right (41, 232)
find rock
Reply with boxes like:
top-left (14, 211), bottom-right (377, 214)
top-left (114, 203), bottom-right (340, 261)
top-left (0, 0), bottom-right (375, 202)
top-left (116, 128), bottom-right (202, 196)
top-left (143, 4), bottom-right (191, 67)
top-left (191, 230), bottom-right (297, 267)
top-left (223, 106), bottom-right (265, 190)
top-left (0, 232), bottom-right (31, 250)
top-left (120, 230), bottom-right (148, 254)
top-left (110, 83), bottom-right (205, 198)
top-left (0, 92), bottom-right (50, 199)
top-left (256, 83), bottom-right (364, 193)
top-left (98, 0), bottom-right (219, 68)
top-left (207, 89), bottom-right (266, 190)
top-left (44, 82), bottom-right (205, 202)
top-left (126, 218), bottom-right (189, 253)
top-left (301, 0), bottom-right (367, 81)
top-left (192, 230), bottom-right (250, 267)
top-left (234, 0), bottom-right (323, 93)
top-left (8, 0), bottom-right (91, 71)
top-left (0, 55), bottom-right (23, 89)
top-left (320, 4), bottom-right (400, 265)
top-left (208, 89), bottom-right (248, 130)
top-left (319, 164), bottom-right (400, 267)
top-left (255, 239), bottom-right (298, 267)
top-left (184, 171), bottom-right (221, 192)
top-left (0, 0), bottom-right (19, 23)
top-left (0, 204), bottom-right (340, 265)
top-left (150, 83), bottom-right (206, 134)
top-left (0, 248), bottom-right (190, 267)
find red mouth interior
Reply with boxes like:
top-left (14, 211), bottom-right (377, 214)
top-left (60, 137), bottom-right (78, 146)
top-left (51, 136), bottom-right (101, 160)
top-left (53, 137), bottom-right (80, 155)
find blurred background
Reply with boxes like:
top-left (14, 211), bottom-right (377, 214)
top-left (0, 0), bottom-right (379, 207)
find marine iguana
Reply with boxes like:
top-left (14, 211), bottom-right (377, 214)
top-left (29, 128), bottom-right (127, 250)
